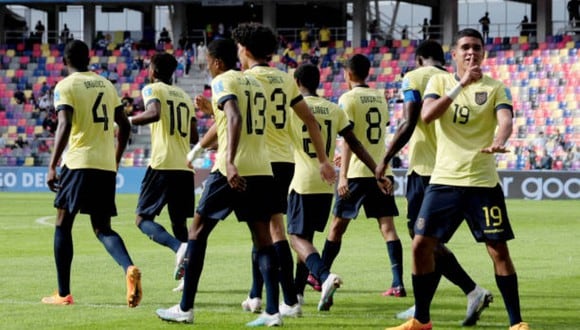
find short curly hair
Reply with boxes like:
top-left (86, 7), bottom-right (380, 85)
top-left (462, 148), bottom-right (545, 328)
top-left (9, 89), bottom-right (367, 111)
top-left (232, 22), bottom-right (278, 61)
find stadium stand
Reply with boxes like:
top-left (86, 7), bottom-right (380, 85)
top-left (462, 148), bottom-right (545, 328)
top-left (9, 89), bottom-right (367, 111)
top-left (0, 34), bottom-right (578, 171)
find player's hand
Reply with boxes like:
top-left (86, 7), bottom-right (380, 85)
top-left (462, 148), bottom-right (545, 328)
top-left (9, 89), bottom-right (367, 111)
top-left (195, 95), bottom-right (213, 115)
top-left (47, 167), bottom-right (60, 192)
top-left (374, 162), bottom-right (387, 181)
top-left (226, 163), bottom-right (246, 192)
top-left (333, 153), bottom-right (342, 167)
top-left (337, 176), bottom-right (349, 198)
top-left (460, 56), bottom-right (482, 87)
top-left (320, 161), bottom-right (336, 185)
top-left (376, 176), bottom-right (394, 195)
top-left (481, 144), bottom-right (510, 154)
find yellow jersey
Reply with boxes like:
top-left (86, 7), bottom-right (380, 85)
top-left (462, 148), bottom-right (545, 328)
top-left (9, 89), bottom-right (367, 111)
top-left (141, 82), bottom-right (196, 170)
top-left (289, 95), bottom-right (351, 194)
top-left (424, 73), bottom-right (513, 187)
top-left (339, 85), bottom-right (392, 178)
top-left (53, 71), bottom-right (120, 172)
top-left (211, 69), bottom-right (272, 176)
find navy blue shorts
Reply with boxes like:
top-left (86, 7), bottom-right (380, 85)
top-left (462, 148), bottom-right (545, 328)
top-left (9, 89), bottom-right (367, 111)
top-left (271, 162), bottom-right (295, 214)
top-left (405, 172), bottom-right (431, 236)
top-left (287, 190), bottom-right (333, 236)
top-left (53, 166), bottom-right (117, 216)
top-left (196, 171), bottom-right (276, 222)
top-left (136, 167), bottom-right (195, 219)
top-left (333, 177), bottom-right (399, 219)
top-left (415, 184), bottom-right (515, 243)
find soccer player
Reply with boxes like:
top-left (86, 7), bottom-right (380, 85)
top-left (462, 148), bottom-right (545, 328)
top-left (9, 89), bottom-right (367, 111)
top-left (42, 40), bottom-right (142, 307)
top-left (376, 40), bottom-right (493, 325)
top-left (288, 63), bottom-right (392, 311)
top-left (128, 52), bottom-right (199, 292)
top-left (387, 28), bottom-right (528, 330)
top-left (319, 53), bottom-right (404, 303)
top-left (231, 22), bottom-right (336, 317)
top-left (155, 38), bottom-right (283, 327)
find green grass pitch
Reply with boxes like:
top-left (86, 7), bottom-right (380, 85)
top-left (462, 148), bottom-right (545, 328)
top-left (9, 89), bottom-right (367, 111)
top-left (1, 192), bottom-right (579, 329)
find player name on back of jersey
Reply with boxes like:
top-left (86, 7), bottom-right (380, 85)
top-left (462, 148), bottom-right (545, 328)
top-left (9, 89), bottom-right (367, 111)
top-left (359, 95), bottom-right (384, 104)
top-left (83, 80), bottom-right (107, 89)
top-left (265, 75), bottom-right (284, 84)
top-left (168, 90), bottom-right (184, 98)
top-left (311, 105), bottom-right (329, 115)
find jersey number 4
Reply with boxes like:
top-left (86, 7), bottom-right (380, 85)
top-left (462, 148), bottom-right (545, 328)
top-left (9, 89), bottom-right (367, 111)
top-left (92, 92), bottom-right (109, 131)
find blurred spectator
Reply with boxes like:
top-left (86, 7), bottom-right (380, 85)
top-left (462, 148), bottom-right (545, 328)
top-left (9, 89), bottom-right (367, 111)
top-left (552, 128), bottom-right (566, 149)
top-left (368, 19), bottom-right (381, 41)
top-left (300, 26), bottom-right (311, 53)
top-left (14, 136), bottom-right (28, 149)
top-left (60, 24), bottom-right (71, 44)
top-left (205, 23), bottom-right (213, 40)
top-left (533, 131), bottom-right (547, 149)
top-left (528, 147), bottom-right (538, 169)
top-left (108, 67), bottom-right (119, 84)
top-left (42, 111), bottom-right (57, 136)
top-left (14, 89), bottom-right (26, 104)
top-left (35, 20), bottom-right (45, 40)
top-left (421, 18), bottom-right (429, 40)
top-left (41, 81), bottom-right (50, 95)
top-left (401, 25), bottom-right (408, 39)
top-left (121, 32), bottom-right (134, 57)
top-left (185, 49), bottom-right (192, 76)
top-left (196, 42), bottom-right (208, 71)
top-left (159, 27), bottom-right (171, 44)
top-left (568, 0), bottom-right (579, 27)
top-left (318, 25), bottom-right (331, 48)
top-left (478, 12), bottom-right (490, 39)
top-left (282, 43), bottom-right (298, 70)
top-left (540, 149), bottom-right (553, 169)
top-left (37, 91), bottom-right (52, 112)
top-left (518, 16), bottom-right (530, 37)
top-left (0, 135), bottom-right (5, 148)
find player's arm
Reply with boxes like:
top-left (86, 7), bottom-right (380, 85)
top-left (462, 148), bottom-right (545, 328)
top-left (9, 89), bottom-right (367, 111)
top-left (342, 128), bottom-right (393, 195)
top-left (190, 117), bottom-right (199, 145)
top-left (114, 104), bottom-right (131, 166)
top-left (222, 98), bottom-right (246, 191)
top-left (129, 98), bottom-right (161, 125)
top-left (481, 107), bottom-right (513, 154)
top-left (377, 92), bottom-right (421, 179)
top-left (47, 105), bottom-right (72, 192)
top-left (336, 131), bottom-right (353, 198)
top-left (187, 123), bottom-right (217, 166)
top-left (292, 99), bottom-right (336, 184)
top-left (195, 94), bottom-right (214, 115)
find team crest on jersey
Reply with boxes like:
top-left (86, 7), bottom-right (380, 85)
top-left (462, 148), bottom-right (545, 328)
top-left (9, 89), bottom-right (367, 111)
top-left (213, 80), bottom-right (224, 94)
top-left (143, 87), bottom-right (152, 97)
top-left (416, 217), bottom-right (425, 231)
top-left (54, 91), bottom-right (60, 101)
top-left (475, 92), bottom-right (487, 105)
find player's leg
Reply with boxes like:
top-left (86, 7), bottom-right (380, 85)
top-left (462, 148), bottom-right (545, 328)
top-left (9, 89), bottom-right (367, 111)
top-left (321, 216), bottom-right (349, 269)
top-left (91, 213), bottom-right (142, 308)
top-left (467, 185), bottom-right (525, 328)
top-left (156, 212), bottom-right (218, 323)
top-left (167, 172), bottom-right (195, 283)
top-left (362, 176), bottom-right (404, 296)
top-left (388, 185), bottom-right (463, 329)
top-left (434, 244), bottom-right (493, 326)
top-left (288, 192), bottom-right (341, 311)
top-left (240, 176), bottom-right (282, 327)
top-left (245, 220), bottom-right (282, 326)
top-left (135, 169), bottom-right (183, 251)
top-left (42, 208), bottom-right (76, 305)
top-left (270, 213), bottom-right (300, 308)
